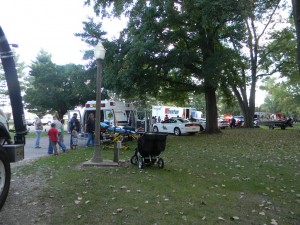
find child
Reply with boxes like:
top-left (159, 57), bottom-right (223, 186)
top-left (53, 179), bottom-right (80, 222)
top-left (71, 126), bottom-right (78, 149)
top-left (48, 123), bottom-right (59, 155)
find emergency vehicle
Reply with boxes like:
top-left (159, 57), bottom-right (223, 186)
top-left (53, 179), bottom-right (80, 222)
top-left (152, 105), bottom-right (202, 121)
top-left (69, 100), bottom-right (139, 134)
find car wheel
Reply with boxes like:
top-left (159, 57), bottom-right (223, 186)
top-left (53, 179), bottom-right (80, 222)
top-left (157, 158), bottom-right (164, 169)
top-left (0, 149), bottom-right (11, 210)
top-left (153, 126), bottom-right (159, 133)
top-left (174, 127), bottom-right (181, 136)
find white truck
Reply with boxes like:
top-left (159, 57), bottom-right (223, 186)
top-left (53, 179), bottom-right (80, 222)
top-left (152, 105), bottom-right (202, 121)
top-left (0, 26), bottom-right (27, 210)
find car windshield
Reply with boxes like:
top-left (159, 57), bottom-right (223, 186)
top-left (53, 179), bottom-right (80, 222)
top-left (176, 118), bottom-right (189, 123)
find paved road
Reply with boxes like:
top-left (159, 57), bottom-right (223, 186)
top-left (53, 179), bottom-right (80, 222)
top-left (22, 133), bottom-right (87, 161)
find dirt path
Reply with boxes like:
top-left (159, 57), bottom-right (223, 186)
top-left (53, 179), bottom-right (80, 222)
top-left (0, 135), bottom-right (86, 224)
top-left (0, 160), bottom-right (50, 225)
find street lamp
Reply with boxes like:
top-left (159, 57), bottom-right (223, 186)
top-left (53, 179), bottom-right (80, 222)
top-left (91, 42), bottom-right (106, 163)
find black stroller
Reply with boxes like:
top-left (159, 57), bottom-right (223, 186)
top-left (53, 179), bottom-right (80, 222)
top-left (130, 132), bottom-right (167, 169)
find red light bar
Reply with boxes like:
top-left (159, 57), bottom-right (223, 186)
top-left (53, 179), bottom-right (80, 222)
top-left (101, 103), bottom-right (105, 107)
top-left (110, 102), bottom-right (115, 106)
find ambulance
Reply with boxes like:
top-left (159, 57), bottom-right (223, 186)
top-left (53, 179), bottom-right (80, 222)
top-left (68, 100), bottom-right (138, 134)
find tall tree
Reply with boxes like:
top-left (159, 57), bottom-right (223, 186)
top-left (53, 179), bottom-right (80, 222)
top-left (226, 0), bottom-right (289, 127)
top-left (292, 0), bottom-right (300, 73)
top-left (82, 0), bottom-right (246, 133)
top-left (23, 50), bottom-right (96, 117)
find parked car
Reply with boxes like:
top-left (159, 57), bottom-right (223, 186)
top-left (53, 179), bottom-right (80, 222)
top-left (195, 118), bottom-right (229, 130)
top-left (234, 116), bottom-right (244, 127)
top-left (196, 118), bottom-right (206, 131)
top-left (41, 115), bottom-right (53, 125)
top-left (218, 118), bottom-right (229, 129)
top-left (26, 118), bottom-right (37, 126)
top-left (153, 117), bottom-right (200, 136)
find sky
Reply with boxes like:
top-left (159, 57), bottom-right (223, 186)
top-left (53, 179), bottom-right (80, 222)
top-left (0, 0), bottom-right (267, 106)
top-left (0, 0), bottom-right (125, 65)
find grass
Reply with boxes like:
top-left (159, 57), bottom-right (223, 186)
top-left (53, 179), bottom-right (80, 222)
top-left (12, 128), bottom-right (300, 225)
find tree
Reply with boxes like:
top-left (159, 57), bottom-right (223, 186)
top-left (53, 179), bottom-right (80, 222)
top-left (82, 0), bottom-right (248, 133)
top-left (260, 25), bottom-right (300, 118)
top-left (292, 0), bottom-right (300, 73)
top-left (226, 0), bottom-right (290, 127)
top-left (23, 50), bottom-right (97, 117)
top-left (260, 78), bottom-right (300, 117)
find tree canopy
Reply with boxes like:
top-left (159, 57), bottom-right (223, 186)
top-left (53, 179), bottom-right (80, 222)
top-left (23, 50), bottom-right (102, 117)
top-left (81, 0), bottom-right (253, 133)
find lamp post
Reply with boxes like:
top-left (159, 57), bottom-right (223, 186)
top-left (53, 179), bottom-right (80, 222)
top-left (91, 42), bottom-right (106, 163)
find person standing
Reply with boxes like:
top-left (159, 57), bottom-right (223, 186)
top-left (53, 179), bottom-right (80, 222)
top-left (164, 114), bottom-right (169, 122)
top-left (69, 113), bottom-right (80, 149)
top-left (230, 116), bottom-right (236, 129)
top-left (85, 113), bottom-right (95, 147)
top-left (53, 115), bottom-right (67, 152)
top-left (61, 119), bottom-right (66, 146)
top-left (71, 126), bottom-right (79, 149)
top-left (48, 123), bottom-right (59, 155)
top-left (35, 115), bottom-right (43, 148)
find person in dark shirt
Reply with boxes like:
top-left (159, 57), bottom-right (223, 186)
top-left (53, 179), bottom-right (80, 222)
top-left (69, 113), bottom-right (80, 149)
top-left (85, 113), bottom-right (95, 147)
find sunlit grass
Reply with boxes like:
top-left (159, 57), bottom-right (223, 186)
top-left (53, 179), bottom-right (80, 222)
top-left (13, 128), bottom-right (300, 224)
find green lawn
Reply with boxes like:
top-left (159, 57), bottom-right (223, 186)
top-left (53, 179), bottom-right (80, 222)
top-left (13, 128), bottom-right (300, 225)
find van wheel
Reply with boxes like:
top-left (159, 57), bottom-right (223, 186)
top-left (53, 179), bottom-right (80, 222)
top-left (47, 121), bottom-right (51, 126)
top-left (0, 149), bottom-right (11, 210)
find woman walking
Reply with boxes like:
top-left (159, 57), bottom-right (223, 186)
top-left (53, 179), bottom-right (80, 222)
top-left (35, 115), bottom-right (43, 148)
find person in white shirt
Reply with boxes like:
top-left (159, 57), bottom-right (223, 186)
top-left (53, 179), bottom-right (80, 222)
top-left (35, 115), bottom-right (43, 148)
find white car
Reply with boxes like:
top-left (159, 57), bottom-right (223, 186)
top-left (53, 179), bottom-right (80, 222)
top-left (41, 115), bottom-right (53, 125)
top-left (196, 118), bottom-right (206, 131)
top-left (153, 117), bottom-right (200, 136)
top-left (196, 118), bottom-right (229, 130)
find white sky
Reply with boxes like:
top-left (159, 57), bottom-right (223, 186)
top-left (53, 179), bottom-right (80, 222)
top-left (0, 0), bottom-right (268, 106)
top-left (0, 0), bottom-right (125, 65)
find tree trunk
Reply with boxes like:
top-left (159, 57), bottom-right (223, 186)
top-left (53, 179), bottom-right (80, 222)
top-left (204, 81), bottom-right (219, 133)
top-left (292, 0), bottom-right (300, 74)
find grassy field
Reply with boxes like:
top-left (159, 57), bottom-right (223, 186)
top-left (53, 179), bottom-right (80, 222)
top-left (12, 128), bottom-right (300, 225)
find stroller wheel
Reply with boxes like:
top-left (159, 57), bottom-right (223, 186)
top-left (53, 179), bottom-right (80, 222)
top-left (157, 158), bottom-right (164, 169)
top-left (138, 157), bottom-right (144, 169)
top-left (130, 155), bottom-right (138, 165)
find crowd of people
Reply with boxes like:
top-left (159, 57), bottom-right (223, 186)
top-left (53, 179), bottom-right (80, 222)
top-left (34, 112), bottom-right (96, 156)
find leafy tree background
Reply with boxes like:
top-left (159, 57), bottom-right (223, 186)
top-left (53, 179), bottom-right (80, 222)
top-left (23, 50), bottom-right (108, 118)
top-left (81, 0), bottom-right (258, 133)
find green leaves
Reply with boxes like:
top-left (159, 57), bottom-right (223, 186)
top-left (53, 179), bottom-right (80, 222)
top-left (24, 50), bottom-right (94, 117)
